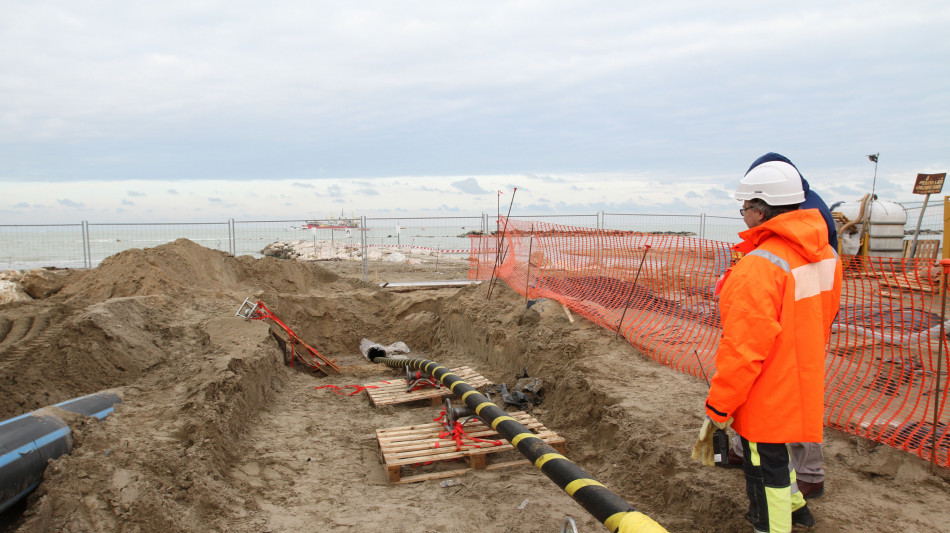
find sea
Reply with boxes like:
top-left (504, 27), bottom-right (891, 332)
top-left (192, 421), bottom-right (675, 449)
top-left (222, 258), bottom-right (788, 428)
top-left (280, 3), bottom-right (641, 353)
top-left (0, 210), bottom-right (872, 271)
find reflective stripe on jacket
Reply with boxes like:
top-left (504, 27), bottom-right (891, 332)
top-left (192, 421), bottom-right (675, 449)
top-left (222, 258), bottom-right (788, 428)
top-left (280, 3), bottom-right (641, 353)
top-left (705, 209), bottom-right (842, 443)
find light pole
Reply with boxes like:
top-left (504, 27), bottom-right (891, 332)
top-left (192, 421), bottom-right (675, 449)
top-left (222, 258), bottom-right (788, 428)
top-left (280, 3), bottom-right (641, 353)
top-left (864, 153), bottom-right (880, 258)
top-left (868, 153), bottom-right (880, 198)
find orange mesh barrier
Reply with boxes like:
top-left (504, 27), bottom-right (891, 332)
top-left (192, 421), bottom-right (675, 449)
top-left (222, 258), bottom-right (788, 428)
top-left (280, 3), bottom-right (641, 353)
top-left (469, 218), bottom-right (950, 467)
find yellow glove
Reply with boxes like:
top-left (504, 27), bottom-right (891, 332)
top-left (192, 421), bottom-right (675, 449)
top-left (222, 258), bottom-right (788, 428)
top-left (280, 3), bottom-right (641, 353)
top-left (691, 417), bottom-right (733, 466)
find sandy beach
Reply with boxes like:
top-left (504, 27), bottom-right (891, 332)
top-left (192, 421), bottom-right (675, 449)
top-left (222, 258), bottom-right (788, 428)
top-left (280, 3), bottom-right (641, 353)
top-left (1, 238), bottom-right (948, 532)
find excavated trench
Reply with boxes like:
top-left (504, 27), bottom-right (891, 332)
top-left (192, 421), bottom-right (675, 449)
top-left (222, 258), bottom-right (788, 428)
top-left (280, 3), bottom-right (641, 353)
top-left (2, 240), bottom-right (949, 532)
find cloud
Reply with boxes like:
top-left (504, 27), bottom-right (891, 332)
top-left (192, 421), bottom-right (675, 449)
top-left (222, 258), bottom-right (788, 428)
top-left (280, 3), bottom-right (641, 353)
top-left (452, 178), bottom-right (489, 194)
top-left (167, 189), bottom-right (179, 194)
top-left (0, 3), bottom-right (945, 193)
top-left (532, 174), bottom-right (568, 183)
top-left (705, 189), bottom-right (732, 201)
top-left (293, 182), bottom-right (314, 188)
top-left (57, 198), bottom-right (84, 207)
top-left (13, 202), bottom-right (29, 208)
top-left (127, 191), bottom-right (146, 197)
top-left (327, 185), bottom-right (342, 197)
top-left (208, 197), bottom-right (222, 203)
top-left (121, 199), bottom-right (134, 205)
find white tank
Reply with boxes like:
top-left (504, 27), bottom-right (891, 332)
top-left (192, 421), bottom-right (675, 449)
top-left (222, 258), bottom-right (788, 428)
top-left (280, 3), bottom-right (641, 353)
top-left (832, 199), bottom-right (907, 257)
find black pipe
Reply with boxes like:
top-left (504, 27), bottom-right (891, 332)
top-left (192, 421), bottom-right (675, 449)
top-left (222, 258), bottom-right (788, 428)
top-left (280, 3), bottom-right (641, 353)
top-left (368, 354), bottom-right (666, 533)
top-left (0, 391), bottom-right (122, 514)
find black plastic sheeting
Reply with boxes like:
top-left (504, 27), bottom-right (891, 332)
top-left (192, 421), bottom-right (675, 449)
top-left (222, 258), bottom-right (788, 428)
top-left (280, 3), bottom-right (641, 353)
top-left (537, 276), bottom-right (718, 327)
top-left (486, 377), bottom-right (543, 410)
top-left (837, 304), bottom-right (950, 338)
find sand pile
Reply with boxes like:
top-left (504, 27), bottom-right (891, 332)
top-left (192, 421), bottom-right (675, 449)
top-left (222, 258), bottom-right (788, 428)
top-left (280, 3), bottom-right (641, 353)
top-left (0, 239), bottom-right (948, 532)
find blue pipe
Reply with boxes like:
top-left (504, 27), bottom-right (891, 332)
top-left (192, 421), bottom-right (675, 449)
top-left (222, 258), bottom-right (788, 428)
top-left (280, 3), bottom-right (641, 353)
top-left (0, 391), bottom-right (121, 514)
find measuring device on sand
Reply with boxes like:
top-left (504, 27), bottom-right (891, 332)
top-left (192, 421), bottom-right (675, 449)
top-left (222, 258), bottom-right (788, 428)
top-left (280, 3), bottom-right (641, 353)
top-left (695, 351), bottom-right (733, 468)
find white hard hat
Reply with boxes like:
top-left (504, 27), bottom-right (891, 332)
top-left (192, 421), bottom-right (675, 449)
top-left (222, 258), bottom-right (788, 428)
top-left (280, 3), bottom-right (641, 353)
top-left (734, 161), bottom-right (805, 206)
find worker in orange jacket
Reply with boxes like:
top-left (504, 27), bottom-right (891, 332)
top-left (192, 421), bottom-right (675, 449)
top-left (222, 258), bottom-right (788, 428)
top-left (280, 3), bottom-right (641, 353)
top-left (725, 153), bottom-right (835, 500)
top-left (692, 160), bottom-right (842, 532)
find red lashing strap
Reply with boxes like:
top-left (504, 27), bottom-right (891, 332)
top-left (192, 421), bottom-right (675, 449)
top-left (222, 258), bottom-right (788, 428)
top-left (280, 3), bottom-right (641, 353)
top-left (433, 408), bottom-right (503, 451)
top-left (314, 384), bottom-right (378, 396)
top-left (248, 301), bottom-right (328, 370)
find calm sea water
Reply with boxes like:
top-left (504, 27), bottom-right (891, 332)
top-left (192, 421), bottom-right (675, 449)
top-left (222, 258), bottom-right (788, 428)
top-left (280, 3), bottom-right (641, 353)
top-left (0, 221), bottom-right (489, 270)
top-left (0, 215), bottom-right (754, 271)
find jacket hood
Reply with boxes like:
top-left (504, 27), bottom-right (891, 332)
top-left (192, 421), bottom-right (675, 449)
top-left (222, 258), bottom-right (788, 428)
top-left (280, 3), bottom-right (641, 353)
top-left (738, 209), bottom-right (830, 262)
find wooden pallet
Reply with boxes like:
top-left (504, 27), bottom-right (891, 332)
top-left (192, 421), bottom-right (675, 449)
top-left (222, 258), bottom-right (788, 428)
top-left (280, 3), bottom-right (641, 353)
top-left (377, 411), bottom-right (566, 484)
top-left (903, 239), bottom-right (940, 259)
top-left (363, 366), bottom-right (491, 407)
top-left (878, 273), bottom-right (942, 295)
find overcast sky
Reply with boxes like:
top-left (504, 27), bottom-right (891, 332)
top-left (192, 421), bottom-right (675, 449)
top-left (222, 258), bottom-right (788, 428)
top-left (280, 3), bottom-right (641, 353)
top-left (2, 1), bottom-right (948, 223)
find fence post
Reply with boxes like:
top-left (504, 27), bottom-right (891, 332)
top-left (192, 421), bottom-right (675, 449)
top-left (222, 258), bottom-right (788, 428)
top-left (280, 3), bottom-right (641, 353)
top-left (228, 218), bottom-right (235, 256)
top-left (361, 215), bottom-right (368, 282)
top-left (700, 213), bottom-right (706, 240)
top-left (82, 221), bottom-right (91, 268)
top-left (944, 196), bottom-right (949, 260)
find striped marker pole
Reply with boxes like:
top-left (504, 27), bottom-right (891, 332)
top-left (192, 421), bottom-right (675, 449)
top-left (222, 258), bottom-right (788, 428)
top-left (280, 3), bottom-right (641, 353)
top-left (369, 354), bottom-right (667, 533)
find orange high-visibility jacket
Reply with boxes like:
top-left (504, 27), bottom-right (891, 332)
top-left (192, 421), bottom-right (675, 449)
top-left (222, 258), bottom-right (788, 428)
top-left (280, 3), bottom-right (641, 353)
top-left (706, 209), bottom-right (842, 443)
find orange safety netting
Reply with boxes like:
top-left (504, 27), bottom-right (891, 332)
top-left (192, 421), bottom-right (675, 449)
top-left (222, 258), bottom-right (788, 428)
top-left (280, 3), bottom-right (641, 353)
top-left (469, 217), bottom-right (950, 468)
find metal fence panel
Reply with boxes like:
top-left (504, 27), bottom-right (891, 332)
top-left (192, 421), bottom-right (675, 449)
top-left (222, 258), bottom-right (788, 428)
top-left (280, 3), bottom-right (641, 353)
top-left (602, 212), bottom-right (707, 238)
top-left (363, 216), bottom-right (483, 255)
top-left (700, 215), bottom-right (747, 244)
top-left (0, 224), bottom-right (86, 270)
top-left (0, 200), bottom-right (944, 270)
top-left (231, 219), bottom-right (337, 258)
top-left (507, 214), bottom-right (599, 230)
top-left (902, 199), bottom-right (945, 236)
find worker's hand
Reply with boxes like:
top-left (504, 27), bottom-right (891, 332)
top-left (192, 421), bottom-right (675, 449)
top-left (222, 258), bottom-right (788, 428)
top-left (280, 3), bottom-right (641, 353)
top-left (691, 417), bottom-right (733, 466)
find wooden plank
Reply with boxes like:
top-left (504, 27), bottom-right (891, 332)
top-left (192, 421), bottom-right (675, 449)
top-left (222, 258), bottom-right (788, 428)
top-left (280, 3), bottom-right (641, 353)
top-left (364, 366), bottom-right (492, 407)
top-left (377, 411), bottom-right (567, 484)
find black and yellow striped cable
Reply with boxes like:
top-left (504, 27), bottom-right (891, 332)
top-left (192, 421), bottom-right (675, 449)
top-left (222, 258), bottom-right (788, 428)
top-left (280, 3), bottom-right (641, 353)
top-left (369, 354), bottom-right (667, 533)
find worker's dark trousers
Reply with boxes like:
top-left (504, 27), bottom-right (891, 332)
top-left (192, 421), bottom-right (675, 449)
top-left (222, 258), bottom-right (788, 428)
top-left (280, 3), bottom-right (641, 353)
top-left (741, 438), bottom-right (807, 533)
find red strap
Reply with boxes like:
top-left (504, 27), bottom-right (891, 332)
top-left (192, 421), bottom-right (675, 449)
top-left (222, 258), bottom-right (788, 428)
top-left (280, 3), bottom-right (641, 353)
top-left (434, 410), bottom-right (503, 451)
top-left (314, 384), bottom-right (378, 396)
top-left (408, 412), bottom-right (501, 469)
top-left (438, 421), bottom-right (502, 451)
top-left (249, 301), bottom-right (329, 370)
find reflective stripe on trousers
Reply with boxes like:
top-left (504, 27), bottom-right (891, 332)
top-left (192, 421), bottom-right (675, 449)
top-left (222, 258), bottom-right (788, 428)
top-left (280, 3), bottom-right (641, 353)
top-left (741, 438), bottom-right (807, 533)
